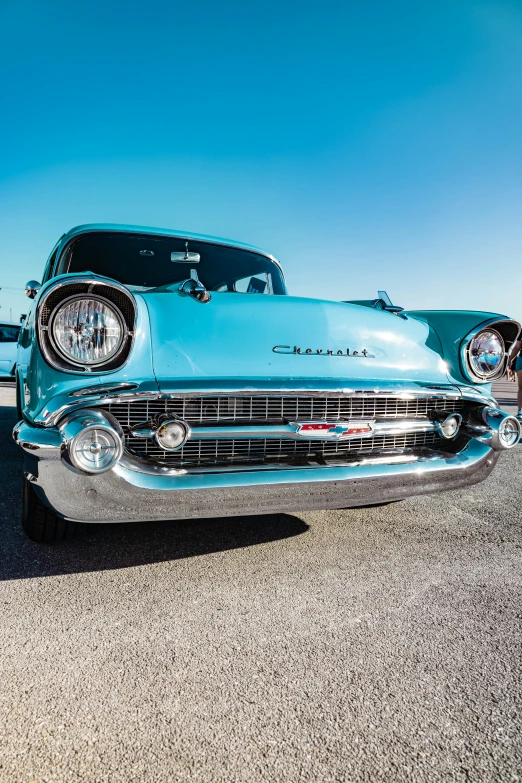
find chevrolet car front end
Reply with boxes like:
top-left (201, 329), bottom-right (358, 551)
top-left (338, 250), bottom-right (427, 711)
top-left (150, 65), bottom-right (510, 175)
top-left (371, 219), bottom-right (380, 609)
top-left (13, 224), bottom-right (521, 542)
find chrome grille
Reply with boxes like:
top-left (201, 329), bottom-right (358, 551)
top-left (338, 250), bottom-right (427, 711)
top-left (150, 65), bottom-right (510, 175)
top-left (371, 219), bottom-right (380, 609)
top-left (103, 395), bottom-right (465, 427)
top-left (123, 431), bottom-right (446, 468)
top-left (99, 394), bottom-right (466, 469)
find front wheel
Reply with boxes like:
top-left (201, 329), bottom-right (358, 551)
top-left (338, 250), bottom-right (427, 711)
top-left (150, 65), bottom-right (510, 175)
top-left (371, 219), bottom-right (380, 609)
top-left (22, 479), bottom-right (77, 542)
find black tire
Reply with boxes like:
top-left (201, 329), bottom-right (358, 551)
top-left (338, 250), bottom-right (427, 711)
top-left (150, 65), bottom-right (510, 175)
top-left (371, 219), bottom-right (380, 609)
top-left (22, 479), bottom-right (77, 543)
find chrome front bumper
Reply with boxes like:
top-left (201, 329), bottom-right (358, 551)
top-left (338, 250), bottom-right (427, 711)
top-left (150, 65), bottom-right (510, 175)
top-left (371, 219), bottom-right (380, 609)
top-left (14, 418), bottom-right (499, 523)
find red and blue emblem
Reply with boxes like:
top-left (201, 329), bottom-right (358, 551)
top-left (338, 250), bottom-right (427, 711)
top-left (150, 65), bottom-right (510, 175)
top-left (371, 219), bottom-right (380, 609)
top-left (295, 421), bottom-right (374, 438)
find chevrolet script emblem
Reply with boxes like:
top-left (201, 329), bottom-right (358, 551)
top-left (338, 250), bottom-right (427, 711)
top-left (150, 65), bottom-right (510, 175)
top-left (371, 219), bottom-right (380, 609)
top-left (273, 345), bottom-right (374, 357)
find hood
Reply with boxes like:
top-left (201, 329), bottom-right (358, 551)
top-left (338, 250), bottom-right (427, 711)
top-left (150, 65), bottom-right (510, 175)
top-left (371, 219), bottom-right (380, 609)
top-left (140, 291), bottom-right (452, 387)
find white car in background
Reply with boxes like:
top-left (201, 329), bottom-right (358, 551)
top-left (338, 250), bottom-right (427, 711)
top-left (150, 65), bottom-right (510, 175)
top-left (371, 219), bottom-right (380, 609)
top-left (0, 322), bottom-right (21, 378)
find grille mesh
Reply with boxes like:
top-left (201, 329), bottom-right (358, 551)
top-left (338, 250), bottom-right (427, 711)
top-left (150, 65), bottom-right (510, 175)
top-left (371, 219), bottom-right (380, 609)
top-left (124, 431), bottom-right (445, 468)
top-left (103, 395), bottom-right (465, 427)
top-left (100, 394), bottom-right (465, 469)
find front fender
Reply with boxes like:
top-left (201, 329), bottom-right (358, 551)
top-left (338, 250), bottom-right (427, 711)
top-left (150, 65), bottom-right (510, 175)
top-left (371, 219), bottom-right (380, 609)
top-left (404, 310), bottom-right (520, 386)
top-left (21, 294), bottom-right (158, 424)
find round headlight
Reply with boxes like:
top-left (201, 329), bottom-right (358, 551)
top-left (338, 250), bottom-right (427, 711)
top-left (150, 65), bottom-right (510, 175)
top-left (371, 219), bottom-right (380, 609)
top-left (438, 413), bottom-right (462, 439)
top-left (467, 329), bottom-right (504, 380)
top-left (51, 295), bottom-right (125, 366)
top-left (155, 419), bottom-right (189, 451)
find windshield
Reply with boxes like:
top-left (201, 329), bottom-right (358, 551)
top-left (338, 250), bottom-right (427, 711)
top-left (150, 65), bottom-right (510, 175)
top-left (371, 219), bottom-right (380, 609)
top-left (56, 232), bottom-right (286, 295)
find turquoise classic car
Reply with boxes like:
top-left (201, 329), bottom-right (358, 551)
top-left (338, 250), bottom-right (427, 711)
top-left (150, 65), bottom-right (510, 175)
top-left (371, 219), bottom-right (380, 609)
top-left (13, 224), bottom-right (521, 542)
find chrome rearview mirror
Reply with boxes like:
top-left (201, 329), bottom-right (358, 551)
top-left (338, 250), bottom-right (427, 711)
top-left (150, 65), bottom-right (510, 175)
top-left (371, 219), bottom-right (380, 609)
top-left (171, 241), bottom-right (200, 264)
top-left (171, 252), bottom-right (200, 263)
top-left (25, 280), bottom-right (41, 299)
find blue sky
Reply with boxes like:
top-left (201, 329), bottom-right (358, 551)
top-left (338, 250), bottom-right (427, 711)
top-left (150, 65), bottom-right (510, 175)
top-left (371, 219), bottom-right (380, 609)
top-left (1, 0), bottom-right (521, 321)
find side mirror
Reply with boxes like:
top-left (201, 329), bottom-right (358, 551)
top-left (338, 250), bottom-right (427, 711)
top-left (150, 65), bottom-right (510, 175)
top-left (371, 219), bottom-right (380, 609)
top-left (25, 281), bottom-right (41, 299)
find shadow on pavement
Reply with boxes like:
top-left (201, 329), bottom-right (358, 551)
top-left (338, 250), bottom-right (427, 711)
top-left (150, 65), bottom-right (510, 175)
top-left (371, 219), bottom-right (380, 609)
top-left (1, 513), bottom-right (309, 582)
top-left (0, 404), bottom-right (309, 581)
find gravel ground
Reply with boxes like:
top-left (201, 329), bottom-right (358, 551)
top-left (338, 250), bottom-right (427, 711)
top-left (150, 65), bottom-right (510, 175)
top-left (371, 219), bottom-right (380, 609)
top-left (0, 381), bottom-right (521, 783)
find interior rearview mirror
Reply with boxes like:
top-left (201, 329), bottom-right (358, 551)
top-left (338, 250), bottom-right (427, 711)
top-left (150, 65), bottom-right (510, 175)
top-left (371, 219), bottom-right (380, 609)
top-left (171, 241), bottom-right (200, 263)
top-left (171, 252), bottom-right (200, 264)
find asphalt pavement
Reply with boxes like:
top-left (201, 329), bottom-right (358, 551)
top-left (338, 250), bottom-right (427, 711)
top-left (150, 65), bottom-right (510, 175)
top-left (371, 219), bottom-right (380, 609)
top-left (0, 380), bottom-right (521, 783)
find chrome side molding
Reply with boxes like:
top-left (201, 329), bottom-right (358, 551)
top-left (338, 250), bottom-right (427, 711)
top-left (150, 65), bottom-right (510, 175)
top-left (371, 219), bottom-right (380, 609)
top-left (128, 417), bottom-right (440, 442)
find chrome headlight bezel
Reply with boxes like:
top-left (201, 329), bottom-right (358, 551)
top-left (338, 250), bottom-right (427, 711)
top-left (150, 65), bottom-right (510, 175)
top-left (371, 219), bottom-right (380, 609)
top-left (36, 277), bottom-right (136, 375)
top-left (49, 293), bottom-right (127, 368)
top-left (154, 418), bottom-right (190, 451)
top-left (461, 326), bottom-right (506, 383)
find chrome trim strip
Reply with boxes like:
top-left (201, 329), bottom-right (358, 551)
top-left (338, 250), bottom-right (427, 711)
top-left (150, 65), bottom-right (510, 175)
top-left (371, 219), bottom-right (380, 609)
top-left (166, 418), bottom-right (437, 441)
top-left (63, 385), bottom-right (462, 400)
top-left (69, 382), bottom-right (139, 397)
top-left (130, 428), bottom-right (156, 439)
top-left (32, 386), bottom-right (496, 428)
top-left (33, 382), bottom-right (478, 427)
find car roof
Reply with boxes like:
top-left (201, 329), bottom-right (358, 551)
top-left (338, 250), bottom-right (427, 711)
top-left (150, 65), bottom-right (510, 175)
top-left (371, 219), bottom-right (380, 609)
top-left (59, 224), bottom-right (281, 268)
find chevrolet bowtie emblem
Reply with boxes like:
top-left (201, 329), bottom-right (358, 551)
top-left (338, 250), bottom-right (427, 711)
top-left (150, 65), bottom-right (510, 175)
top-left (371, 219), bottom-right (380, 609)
top-left (296, 421), bottom-right (374, 438)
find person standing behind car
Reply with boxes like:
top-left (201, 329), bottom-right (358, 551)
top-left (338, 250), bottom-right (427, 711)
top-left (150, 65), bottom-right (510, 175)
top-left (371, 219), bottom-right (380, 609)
top-left (506, 336), bottom-right (522, 418)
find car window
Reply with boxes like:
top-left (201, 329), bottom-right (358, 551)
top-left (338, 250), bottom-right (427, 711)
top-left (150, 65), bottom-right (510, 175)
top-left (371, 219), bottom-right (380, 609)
top-left (0, 325), bottom-right (21, 342)
top-left (57, 233), bottom-right (286, 295)
top-left (234, 273), bottom-right (271, 294)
